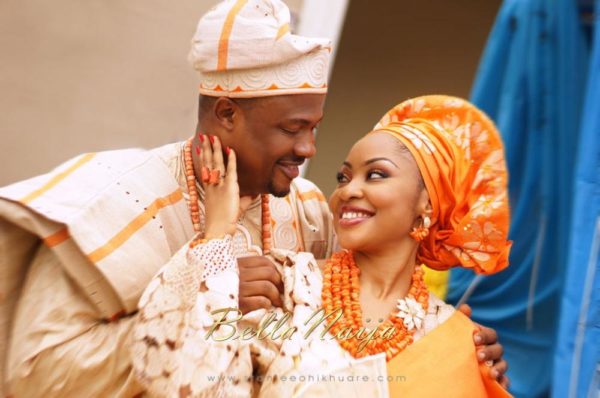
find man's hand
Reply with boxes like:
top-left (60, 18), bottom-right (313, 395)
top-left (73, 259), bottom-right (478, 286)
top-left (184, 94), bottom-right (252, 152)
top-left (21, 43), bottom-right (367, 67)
top-left (458, 304), bottom-right (510, 389)
top-left (238, 256), bottom-right (284, 314)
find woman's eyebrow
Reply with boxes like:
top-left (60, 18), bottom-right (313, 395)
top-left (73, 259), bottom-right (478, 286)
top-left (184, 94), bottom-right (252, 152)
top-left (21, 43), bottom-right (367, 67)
top-left (364, 157), bottom-right (399, 168)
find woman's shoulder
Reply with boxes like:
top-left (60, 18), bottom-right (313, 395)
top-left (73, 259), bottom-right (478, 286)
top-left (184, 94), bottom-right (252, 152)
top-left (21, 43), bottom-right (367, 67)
top-left (414, 292), bottom-right (456, 341)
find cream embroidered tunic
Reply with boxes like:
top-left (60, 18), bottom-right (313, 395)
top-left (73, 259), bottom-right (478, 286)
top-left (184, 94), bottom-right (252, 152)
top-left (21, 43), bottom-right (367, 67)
top-left (132, 236), bottom-right (454, 398)
top-left (0, 142), bottom-right (332, 397)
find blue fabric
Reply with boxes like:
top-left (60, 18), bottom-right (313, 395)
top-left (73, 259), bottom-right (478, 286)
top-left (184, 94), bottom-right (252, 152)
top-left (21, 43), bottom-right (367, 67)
top-left (446, 0), bottom-right (593, 396)
top-left (553, 1), bottom-right (600, 396)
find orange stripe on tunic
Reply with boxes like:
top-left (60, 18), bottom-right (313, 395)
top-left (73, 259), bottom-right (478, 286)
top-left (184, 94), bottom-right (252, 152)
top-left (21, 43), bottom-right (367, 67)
top-left (20, 153), bottom-right (96, 204)
top-left (275, 23), bottom-right (290, 40)
top-left (296, 190), bottom-right (326, 203)
top-left (386, 311), bottom-right (511, 397)
top-left (217, 0), bottom-right (248, 71)
top-left (87, 189), bottom-right (183, 263)
top-left (43, 228), bottom-right (70, 247)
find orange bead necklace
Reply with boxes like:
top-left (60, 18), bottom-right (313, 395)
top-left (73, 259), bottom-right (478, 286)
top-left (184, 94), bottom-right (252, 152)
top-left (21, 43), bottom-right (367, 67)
top-left (321, 250), bottom-right (429, 361)
top-left (183, 138), bottom-right (272, 255)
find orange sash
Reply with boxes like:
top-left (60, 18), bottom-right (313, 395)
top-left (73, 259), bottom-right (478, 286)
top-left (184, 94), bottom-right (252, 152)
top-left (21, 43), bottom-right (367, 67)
top-left (386, 311), bottom-right (511, 397)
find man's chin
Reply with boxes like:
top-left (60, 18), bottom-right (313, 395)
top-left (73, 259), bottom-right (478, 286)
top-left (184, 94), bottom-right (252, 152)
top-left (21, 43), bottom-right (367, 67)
top-left (267, 180), bottom-right (291, 198)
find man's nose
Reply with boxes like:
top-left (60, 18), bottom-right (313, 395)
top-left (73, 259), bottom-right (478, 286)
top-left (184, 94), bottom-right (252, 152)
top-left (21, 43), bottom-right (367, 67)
top-left (294, 130), bottom-right (317, 159)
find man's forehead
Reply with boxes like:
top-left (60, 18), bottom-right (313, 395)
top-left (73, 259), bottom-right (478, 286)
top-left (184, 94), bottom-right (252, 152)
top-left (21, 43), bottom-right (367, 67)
top-left (249, 94), bottom-right (325, 118)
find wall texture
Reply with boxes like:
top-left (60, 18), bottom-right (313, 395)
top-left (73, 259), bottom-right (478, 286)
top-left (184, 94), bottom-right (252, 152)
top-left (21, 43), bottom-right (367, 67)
top-left (0, 0), bottom-right (216, 185)
top-left (305, 0), bottom-right (501, 196)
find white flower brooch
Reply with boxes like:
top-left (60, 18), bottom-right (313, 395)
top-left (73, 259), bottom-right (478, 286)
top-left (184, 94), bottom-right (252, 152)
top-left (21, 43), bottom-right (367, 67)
top-left (396, 297), bottom-right (426, 331)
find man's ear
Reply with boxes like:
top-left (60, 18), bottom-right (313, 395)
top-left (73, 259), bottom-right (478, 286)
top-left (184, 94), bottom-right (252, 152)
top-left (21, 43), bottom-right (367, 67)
top-left (213, 97), bottom-right (238, 130)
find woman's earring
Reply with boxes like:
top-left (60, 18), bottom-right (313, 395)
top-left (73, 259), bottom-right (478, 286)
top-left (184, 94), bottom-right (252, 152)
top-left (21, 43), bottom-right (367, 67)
top-left (410, 216), bottom-right (431, 241)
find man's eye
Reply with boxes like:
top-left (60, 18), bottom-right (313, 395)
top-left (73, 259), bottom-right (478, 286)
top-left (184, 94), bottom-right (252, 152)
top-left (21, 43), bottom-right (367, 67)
top-left (336, 172), bottom-right (349, 183)
top-left (367, 170), bottom-right (388, 180)
top-left (281, 128), bottom-right (300, 135)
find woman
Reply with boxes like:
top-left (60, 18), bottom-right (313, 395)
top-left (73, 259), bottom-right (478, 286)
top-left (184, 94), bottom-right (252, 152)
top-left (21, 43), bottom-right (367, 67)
top-left (131, 95), bottom-right (512, 397)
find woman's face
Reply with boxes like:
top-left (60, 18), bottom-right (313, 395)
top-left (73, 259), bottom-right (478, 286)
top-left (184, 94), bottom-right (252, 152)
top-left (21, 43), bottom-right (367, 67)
top-left (329, 132), bottom-right (428, 253)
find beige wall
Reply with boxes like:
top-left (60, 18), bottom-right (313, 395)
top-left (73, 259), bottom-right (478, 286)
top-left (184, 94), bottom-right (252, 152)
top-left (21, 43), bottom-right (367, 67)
top-left (306, 0), bottom-right (501, 195)
top-left (0, 0), bottom-right (500, 191)
top-left (0, 0), bottom-right (218, 186)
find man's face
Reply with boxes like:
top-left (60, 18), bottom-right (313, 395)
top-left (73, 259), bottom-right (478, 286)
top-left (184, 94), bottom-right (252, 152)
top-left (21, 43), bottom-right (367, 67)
top-left (230, 94), bottom-right (325, 197)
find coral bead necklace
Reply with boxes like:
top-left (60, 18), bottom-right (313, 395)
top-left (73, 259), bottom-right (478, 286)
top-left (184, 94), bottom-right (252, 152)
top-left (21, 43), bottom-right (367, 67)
top-left (183, 138), bottom-right (272, 255)
top-left (321, 250), bottom-right (429, 361)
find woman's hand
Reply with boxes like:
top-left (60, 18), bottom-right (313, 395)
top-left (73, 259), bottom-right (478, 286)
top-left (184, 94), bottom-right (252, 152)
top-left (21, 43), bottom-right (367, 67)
top-left (199, 134), bottom-right (252, 240)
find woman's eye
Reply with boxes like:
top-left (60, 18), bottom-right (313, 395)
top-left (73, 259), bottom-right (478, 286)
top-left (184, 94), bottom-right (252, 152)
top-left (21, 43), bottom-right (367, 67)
top-left (367, 170), bottom-right (388, 180)
top-left (336, 172), bottom-right (349, 183)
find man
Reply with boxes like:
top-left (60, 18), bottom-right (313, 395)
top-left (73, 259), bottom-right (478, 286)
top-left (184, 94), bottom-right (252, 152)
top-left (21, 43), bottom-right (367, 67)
top-left (0, 0), bottom-right (507, 396)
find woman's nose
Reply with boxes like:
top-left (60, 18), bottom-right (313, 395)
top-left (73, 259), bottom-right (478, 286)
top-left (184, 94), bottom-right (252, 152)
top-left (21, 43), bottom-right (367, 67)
top-left (338, 178), bottom-right (363, 201)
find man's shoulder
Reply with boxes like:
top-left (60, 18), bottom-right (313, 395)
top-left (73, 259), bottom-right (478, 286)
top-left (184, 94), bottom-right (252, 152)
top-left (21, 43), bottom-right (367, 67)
top-left (290, 177), bottom-right (327, 203)
top-left (0, 143), bottom-right (182, 223)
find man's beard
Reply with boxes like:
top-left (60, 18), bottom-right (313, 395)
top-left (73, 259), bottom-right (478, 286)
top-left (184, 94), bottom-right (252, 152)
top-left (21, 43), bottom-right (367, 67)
top-left (267, 179), bottom-right (291, 198)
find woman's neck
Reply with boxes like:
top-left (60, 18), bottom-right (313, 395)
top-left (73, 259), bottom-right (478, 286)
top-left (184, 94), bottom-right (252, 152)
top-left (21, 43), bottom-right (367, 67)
top-left (354, 238), bottom-right (419, 301)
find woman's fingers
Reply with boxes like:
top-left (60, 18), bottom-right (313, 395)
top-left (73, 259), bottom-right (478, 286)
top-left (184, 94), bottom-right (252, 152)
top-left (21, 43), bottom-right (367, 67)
top-left (211, 135), bottom-right (225, 178)
top-left (200, 134), bottom-right (212, 187)
top-left (226, 146), bottom-right (237, 183)
top-left (202, 134), bottom-right (212, 166)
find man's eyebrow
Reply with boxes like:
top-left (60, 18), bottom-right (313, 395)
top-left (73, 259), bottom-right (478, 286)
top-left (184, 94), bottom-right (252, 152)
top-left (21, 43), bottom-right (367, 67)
top-left (364, 157), bottom-right (399, 168)
top-left (284, 117), bottom-right (323, 125)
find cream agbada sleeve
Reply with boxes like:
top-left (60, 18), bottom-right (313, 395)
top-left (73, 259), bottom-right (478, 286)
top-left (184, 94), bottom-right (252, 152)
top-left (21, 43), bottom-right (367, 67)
top-left (131, 235), bottom-right (262, 397)
top-left (6, 244), bottom-right (145, 397)
top-left (131, 234), bottom-right (349, 398)
top-left (131, 234), bottom-right (394, 398)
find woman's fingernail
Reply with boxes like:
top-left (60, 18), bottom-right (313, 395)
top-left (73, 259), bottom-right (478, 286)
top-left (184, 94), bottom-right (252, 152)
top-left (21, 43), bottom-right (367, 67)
top-left (485, 360), bottom-right (494, 367)
top-left (209, 135), bottom-right (215, 144)
top-left (195, 145), bottom-right (201, 155)
top-left (474, 334), bottom-right (483, 344)
top-left (477, 351), bottom-right (486, 360)
top-left (225, 146), bottom-right (231, 155)
top-left (199, 134), bottom-right (205, 142)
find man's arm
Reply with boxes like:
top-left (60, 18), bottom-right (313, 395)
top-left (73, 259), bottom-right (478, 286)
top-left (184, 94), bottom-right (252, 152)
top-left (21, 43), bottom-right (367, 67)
top-left (5, 245), bottom-right (143, 398)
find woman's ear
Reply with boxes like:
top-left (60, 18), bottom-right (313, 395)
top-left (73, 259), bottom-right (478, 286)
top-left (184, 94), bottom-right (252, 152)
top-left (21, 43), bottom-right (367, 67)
top-left (416, 188), bottom-right (436, 226)
top-left (416, 187), bottom-right (430, 215)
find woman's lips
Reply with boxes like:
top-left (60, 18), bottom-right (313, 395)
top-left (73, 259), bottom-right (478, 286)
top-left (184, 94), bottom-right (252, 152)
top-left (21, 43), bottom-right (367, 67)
top-left (338, 217), bottom-right (371, 227)
top-left (277, 163), bottom-right (300, 180)
top-left (338, 207), bottom-right (375, 227)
